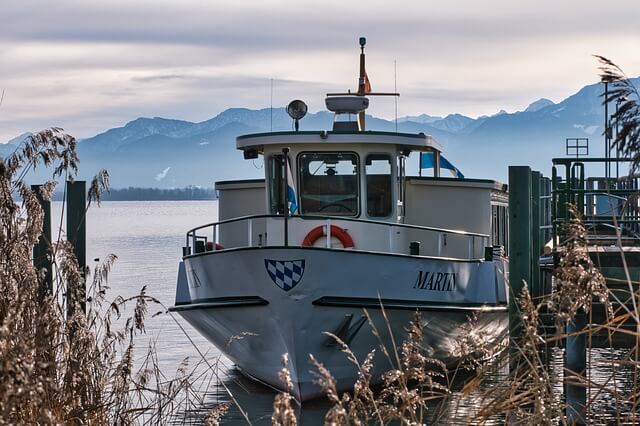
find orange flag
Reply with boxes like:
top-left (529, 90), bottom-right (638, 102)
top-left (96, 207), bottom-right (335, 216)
top-left (364, 71), bottom-right (372, 94)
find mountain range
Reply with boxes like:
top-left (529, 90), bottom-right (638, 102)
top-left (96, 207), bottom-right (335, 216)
top-left (3, 79), bottom-right (636, 187)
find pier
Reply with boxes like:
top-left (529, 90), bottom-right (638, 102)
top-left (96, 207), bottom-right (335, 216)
top-left (508, 148), bottom-right (640, 423)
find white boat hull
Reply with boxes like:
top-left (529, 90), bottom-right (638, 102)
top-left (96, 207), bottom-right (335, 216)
top-left (171, 247), bottom-right (508, 401)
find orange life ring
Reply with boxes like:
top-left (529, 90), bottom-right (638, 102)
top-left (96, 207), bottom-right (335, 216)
top-left (302, 225), bottom-right (354, 248)
top-left (206, 241), bottom-right (225, 251)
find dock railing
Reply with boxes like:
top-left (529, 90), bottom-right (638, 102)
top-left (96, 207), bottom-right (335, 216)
top-left (183, 214), bottom-right (490, 260)
top-left (551, 157), bottom-right (640, 247)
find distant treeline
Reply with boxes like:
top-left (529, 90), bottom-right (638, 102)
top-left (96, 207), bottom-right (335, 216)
top-left (52, 186), bottom-right (216, 201)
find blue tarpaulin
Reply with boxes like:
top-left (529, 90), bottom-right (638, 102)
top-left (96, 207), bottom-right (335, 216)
top-left (419, 152), bottom-right (464, 178)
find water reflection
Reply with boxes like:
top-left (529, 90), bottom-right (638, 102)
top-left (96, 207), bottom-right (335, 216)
top-left (196, 351), bottom-right (512, 424)
top-left (194, 346), bottom-right (640, 424)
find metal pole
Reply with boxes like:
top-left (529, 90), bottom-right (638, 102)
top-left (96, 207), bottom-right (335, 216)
top-left (31, 184), bottom-right (53, 301)
top-left (604, 82), bottom-right (609, 179)
top-left (616, 100), bottom-right (620, 179)
top-left (357, 37), bottom-right (367, 131)
top-left (282, 148), bottom-right (289, 246)
top-left (508, 166), bottom-right (532, 373)
top-left (326, 219), bottom-right (331, 249)
top-left (66, 180), bottom-right (86, 317)
top-left (531, 171), bottom-right (542, 300)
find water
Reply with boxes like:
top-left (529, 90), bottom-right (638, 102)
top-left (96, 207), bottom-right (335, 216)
top-left (53, 201), bottom-right (218, 368)
top-left (66, 201), bottom-right (636, 424)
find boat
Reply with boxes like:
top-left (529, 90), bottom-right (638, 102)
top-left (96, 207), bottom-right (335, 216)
top-left (169, 38), bottom-right (509, 402)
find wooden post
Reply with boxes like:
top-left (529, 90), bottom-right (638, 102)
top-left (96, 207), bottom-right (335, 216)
top-left (66, 180), bottom-right (86, 317)
top-left (31, 184), bottom-right (53, 301)
top-left (508, 166), bottom-right (532, 372)
top-left (565, 312), bottom-right (587, 424)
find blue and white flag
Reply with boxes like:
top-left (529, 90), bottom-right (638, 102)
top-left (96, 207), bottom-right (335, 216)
top-left (286, 157), bottom-right (298, 214)
top-left (420, 152), bottom-right (464, 179)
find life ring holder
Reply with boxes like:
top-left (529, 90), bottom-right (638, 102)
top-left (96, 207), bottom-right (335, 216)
top-left (302, 225), bottom-right (354, 249)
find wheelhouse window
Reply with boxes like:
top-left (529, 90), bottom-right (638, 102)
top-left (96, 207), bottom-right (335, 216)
top-left (366, 154), bottom-right (392, 217)
top-left (268, 155), bottom-right (285, 214)
top-left (491, 204), bottom-right (508, 254)
top-left (298, 152), bottom-right (359, 216)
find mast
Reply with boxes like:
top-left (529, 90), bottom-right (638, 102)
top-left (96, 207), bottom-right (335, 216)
top-left (357, 37), bottom-right (368, 130)
top-left (325, 37), bottom-right (399, 132)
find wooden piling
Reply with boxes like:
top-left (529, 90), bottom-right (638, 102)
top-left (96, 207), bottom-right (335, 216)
top-left (508, 166), bottom-right (532, 371)
top-left (565, 312), bottom-right (587, 424)
top-left (66, 180), bottom-right (86, 317)
top-left (31, 184), bottom-right (53, 300)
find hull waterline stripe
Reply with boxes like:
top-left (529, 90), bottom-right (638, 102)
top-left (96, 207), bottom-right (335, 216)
top-left (169, 296), bottom-right (268, 312)
top-left (312, 296), bottom-right (507, 312)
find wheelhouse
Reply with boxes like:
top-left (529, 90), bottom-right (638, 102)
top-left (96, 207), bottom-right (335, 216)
top-left (240, 130), bottom-right (442, 224)
top-left (186, 129), bottom-right (507, 261)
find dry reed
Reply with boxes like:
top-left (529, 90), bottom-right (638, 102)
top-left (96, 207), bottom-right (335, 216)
top-left (0, 128), bottom-right (219, 424)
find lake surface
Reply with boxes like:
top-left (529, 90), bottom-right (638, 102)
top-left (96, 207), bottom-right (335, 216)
top-left (59, 201), bottom-right (634, 424)
top-left (55, 200), bottom-right (305, 423)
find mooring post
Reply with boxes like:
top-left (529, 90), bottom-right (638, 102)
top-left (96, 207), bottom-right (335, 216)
top-left (566, 312), bottom-right (587, 424)
top-left (508, 166), bottom-right (532, 372)
top-left (66, 180), bottom-right (86, 317)
top-left (31, 184), bottom-right (53, 301)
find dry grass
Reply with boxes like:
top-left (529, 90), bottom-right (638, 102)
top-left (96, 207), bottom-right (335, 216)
top-left (0, 128), bottom-right (222, 424)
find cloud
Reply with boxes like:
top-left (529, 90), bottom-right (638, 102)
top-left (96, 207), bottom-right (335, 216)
top-left (155, 166), bottom-right (171, 181)
top-left (0, 0), bottom-right (638, 141)
top-left (132, 74), bottom-right (190, 83)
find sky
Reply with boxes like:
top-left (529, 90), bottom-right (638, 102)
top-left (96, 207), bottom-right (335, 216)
top-left (1, 0), bottom-right (639, 141)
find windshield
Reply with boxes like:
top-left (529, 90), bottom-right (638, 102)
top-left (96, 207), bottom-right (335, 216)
top-left (366, 154), bottom-right (392, 217)
top-left (297, 152), bottom-right (359, 216)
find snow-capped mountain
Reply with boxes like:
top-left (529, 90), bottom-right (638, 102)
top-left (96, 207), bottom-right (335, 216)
top-left (524, 98), bottom-right (555, 113)
top-left (397, 114), bottom-right (442, 124)
top-left (4, 78), bottom-right (638, 186)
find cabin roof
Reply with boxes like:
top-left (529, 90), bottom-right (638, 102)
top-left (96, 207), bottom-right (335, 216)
top-left (236, 130), bottom-right (442, 153)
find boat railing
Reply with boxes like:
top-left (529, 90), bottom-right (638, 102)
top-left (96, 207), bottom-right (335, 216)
top-left (184, 214), bottom-right (490, 260)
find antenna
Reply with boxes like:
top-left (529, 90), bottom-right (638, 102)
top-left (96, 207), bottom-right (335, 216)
top-left (270, 78), bottom-right (274, 131)
top-left (394, 60), bottom-right (398, 133)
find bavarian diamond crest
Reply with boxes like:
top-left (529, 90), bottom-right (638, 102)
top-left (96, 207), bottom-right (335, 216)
top-left (264, 259), bottom-right (305, 291)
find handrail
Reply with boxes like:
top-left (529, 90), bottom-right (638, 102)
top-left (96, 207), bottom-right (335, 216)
top-left (552, 157), bottom-right (635, 164)
top-left (186, 213), bottom-right (489, 242)
top-left (581, 191), bottom-right (629, 202)
top-left (550, 157), bottom-right (640, 249)
top-left (184, 213), bottom-right (489, 257)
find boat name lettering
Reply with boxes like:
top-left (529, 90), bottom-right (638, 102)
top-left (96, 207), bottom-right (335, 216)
top-left (412, 270), bottom-right (456, 291)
